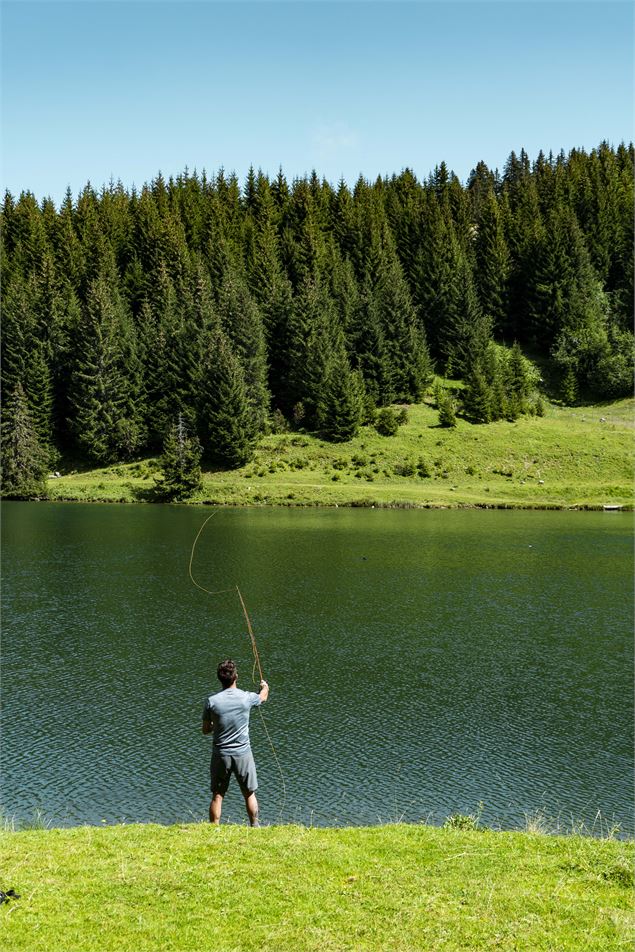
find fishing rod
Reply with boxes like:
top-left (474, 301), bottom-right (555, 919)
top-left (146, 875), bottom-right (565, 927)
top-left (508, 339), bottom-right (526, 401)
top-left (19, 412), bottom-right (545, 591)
top-left (188, 512), bottom-right (286, 821)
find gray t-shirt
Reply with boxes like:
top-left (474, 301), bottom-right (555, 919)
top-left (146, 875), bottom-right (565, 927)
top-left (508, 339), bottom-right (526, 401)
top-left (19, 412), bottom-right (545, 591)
top-left (203, 687), bottom-right (262, 755)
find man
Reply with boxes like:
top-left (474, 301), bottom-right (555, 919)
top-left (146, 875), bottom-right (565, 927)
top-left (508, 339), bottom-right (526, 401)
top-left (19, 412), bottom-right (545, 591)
top-left (202, 658), bottom-right (269, 826)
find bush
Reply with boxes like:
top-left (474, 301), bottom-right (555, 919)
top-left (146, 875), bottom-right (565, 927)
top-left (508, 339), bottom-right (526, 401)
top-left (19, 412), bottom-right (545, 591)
top-left (394, 459), bottom-right (416, 477)
top-left (269, 409), bottom-right (288, 434)
top-left (375, 408), bottom-right (399, 436)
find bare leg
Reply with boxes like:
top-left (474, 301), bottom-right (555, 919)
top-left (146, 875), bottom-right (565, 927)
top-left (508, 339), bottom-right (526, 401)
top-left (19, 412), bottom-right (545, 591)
top-left (244, 792), bottom-right (259, 827)
top-left (210, 794), bottom-right (223, 824)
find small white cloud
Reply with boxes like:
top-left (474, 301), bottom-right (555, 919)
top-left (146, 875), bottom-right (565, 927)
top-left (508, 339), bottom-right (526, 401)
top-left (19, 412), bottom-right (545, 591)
top-left (311, 121), bottom-right (359, 159)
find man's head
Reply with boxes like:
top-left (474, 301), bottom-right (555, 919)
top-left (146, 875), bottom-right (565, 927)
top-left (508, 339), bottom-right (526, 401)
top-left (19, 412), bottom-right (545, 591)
top-left (217, 659), bottom-right (238, 689)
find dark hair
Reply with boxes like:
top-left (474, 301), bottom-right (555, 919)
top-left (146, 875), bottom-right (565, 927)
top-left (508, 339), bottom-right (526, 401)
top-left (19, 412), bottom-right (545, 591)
top-left (217, 659), bottom-right (238, 688)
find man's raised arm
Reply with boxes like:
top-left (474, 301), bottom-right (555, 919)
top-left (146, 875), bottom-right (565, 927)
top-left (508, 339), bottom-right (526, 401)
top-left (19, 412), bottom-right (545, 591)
top-left (259, 680), bottom-right (269, 703)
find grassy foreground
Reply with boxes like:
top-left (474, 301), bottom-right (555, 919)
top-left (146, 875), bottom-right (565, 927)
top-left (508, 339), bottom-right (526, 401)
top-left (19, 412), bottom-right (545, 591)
top-left (47, 395), bottom-right (634, 510)
top-left (1, 823), bottom-right (633, 951)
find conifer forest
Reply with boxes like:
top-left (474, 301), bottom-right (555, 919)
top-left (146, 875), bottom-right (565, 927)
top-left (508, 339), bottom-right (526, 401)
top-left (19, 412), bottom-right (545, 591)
top-left (1, 142), bottom-right (633, 495)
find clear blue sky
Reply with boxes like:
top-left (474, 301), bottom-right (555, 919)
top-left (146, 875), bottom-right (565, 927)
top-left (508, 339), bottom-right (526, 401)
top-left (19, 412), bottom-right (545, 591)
top-left (1, 1), bottom-right (632, 203)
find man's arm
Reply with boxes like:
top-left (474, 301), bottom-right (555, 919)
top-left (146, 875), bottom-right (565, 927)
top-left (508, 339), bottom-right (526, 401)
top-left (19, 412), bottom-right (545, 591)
top-left (259, 680), bottom-right (269, 703)
top-left (202, 718), bottom-right (213, 735)
top-left (202, 699), bottom-right (214, 734)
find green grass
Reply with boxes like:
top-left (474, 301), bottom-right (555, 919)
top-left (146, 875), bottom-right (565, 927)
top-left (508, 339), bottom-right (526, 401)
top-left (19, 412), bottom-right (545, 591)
top-left (1, 822), bottom-right (632, 951)
top-left (47, 393), bottom-right (634, 510)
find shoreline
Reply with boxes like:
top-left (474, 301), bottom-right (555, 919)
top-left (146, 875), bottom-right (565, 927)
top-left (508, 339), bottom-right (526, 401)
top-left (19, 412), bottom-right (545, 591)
top-left (13, 494), bottom-right (633, 512)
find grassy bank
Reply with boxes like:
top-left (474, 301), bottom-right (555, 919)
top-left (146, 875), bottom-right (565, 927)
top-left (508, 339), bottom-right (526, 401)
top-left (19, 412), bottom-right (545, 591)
top-left (46, 394), bottom-right (634, 510)
top-left (1, 822), bottom-right (632, 951)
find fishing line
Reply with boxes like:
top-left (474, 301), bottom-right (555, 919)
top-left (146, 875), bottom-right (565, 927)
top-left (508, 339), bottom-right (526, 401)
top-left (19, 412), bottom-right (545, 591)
top-left (189, 511), bottom-right (287, 822)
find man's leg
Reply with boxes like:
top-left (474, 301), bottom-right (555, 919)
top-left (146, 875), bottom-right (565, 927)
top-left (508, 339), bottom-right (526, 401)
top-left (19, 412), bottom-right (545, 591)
top-left (243, 791), bottom-right (259, 827)
top-left (209, 793), bottom-right (223, 824)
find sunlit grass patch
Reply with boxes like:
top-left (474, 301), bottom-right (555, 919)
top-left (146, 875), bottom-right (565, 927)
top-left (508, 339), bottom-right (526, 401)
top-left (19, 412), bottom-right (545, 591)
top-left (1, 822), bottom-right (633, 951)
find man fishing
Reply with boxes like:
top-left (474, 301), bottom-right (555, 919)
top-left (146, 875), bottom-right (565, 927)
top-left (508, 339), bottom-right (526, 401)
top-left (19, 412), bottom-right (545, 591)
top-left (202, 659), bottom-right (269, 827)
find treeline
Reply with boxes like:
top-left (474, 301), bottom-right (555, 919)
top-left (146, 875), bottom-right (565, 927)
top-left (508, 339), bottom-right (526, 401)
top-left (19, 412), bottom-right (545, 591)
top-left (1, 141), bottom-right (633, 493)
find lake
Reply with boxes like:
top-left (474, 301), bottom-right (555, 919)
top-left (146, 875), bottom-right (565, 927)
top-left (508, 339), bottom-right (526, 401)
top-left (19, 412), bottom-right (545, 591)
top-left (2, 502), bottom-right (633, 834)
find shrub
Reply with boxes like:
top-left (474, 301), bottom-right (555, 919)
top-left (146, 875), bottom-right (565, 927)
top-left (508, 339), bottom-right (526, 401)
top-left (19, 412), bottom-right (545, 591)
top-left (375, 408), bottom-right (399, 436)
top-left (394, 459), bottom-right (416, 477)
top-left (269, 409), bottom-right (288, 434)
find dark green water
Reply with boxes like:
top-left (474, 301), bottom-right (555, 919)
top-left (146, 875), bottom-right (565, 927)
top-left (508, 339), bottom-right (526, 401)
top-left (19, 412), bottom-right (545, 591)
top-left (2, 502), bottom-right (633, 833)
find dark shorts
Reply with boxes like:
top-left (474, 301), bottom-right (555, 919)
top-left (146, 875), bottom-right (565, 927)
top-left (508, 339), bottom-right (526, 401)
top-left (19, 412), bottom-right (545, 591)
top-left (210, 749), bottom-right (258, 796)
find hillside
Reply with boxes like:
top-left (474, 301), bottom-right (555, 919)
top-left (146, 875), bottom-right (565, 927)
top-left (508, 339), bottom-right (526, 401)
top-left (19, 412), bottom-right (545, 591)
top-left (46, 395), bottom-right (634, 509)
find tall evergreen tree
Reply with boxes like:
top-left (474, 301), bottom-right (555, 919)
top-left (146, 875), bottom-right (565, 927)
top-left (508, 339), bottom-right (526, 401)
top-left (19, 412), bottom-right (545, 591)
top-left (287, 275), bottom-right (341, 422)
top-left (199, 330), bottom-right (255, 467)
top-left (157, 414), bottom-right (203, 500)
top-left (318, 351), bottom-right (364, 442)
top-left (438, 248), bottom-right (492, 377)
top-left (462, 364), bottom-right (494, 424)
top-left (347, 277), bottom-right (394, 405)
top-left (411, 194), bottom-right (456, 359)
top-left (474, 189), bottom-right (511, 336)
top-left (217, 266), bottom-right (270, 435)
top-left (373, 226), bottom-right (433, 401)
top-left (1, 382), bottom-right (49, 499)
top-left (68, 272), bottom-right (142, 463)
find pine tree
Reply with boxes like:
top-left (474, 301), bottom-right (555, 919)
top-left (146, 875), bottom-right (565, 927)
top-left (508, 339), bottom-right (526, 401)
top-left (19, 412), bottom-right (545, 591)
top-left (506, 341), bottom-right (532, 401)
top-left (479, 344), bottom-right (503, 419)
top-left (137, 262), bottom-right (186, 446)
top-left (474, 189), bottom-right (510, 335)
top-left (462, 364), bottom-right (493, 423)
top-left (1, 271), bottom-right (56, 461)
top-left (217, 266), bottom-right (270, 436)
top-left (561, 366), bottom-right (578, 405)
top-left (157, 414), bottom-right (203, 500)
top-left (434, 383), bottom-right (457, 427)
top-left (347, 277), bottom-right (394, 405)
top-left (69, 273), bottom-right (142, 463)
top-left (317, 351), bottom-right (364, 442)
top-left (287, 276), bottom-right (341, 424)
top-left (247, 194), bottom-right (295, 409)
top-left (411, 194), bottom-right (455, 359)
top-left (439, 248), bottom-right (492, 377)
top-left (373, 226), bottom-right (433, 401)
top-left (526, 203), bottom-right (602, 346)
top-left (1, 383), bottom-right (49, 499)
top-left (199, 330), bottom-right (255, 468)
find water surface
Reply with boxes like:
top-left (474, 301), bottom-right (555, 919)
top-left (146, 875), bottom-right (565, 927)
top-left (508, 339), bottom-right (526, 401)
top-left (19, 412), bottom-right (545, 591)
top-left (2, 502), bottom-right (632, 833)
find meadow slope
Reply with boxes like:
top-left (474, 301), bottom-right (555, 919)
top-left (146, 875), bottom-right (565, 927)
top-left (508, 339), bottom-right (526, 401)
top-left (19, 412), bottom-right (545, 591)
top-left (46, 396), bottom-right (634, 509)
